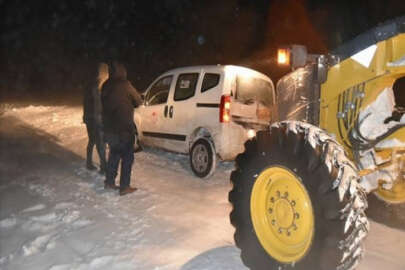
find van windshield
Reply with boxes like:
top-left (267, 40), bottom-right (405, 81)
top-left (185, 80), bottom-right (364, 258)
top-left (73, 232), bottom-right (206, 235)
top-left (235, 76), bottom-right (274, 107)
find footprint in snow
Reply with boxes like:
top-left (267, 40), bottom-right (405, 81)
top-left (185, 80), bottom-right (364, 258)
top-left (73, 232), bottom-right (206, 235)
top-left (49, 256), bottom-right (116, 270)
top-left (49, 264), bottom-right (71, 270)
top-left (89, 256), bottom-right (114, 268)
top-left (0, 217), bottom-right (17, 229)
top-left (22, 204), bottom-right (46, 213)
top-left (76, 167), bottom-right (102, 177)
top-left (74, 167), bottom-right (88, 177)
top-left (54, 202), bottom-right (77, 210)
top-left (28, 184), bottom-right (53, 197)
top-left (31, 212), bottom-right (59, 223)
top-left (72, 219), bottom-right (92, 229)
top-left (22, 233), bottom-right (55, 256)
top-left (77, 182), bottom-right (96, 189)
top-left (61, 210), bottom-right (80, 224)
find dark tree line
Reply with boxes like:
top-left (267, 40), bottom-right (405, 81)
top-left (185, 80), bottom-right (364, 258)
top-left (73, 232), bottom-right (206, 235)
top-left (0, 0), bottom-right (404, 104)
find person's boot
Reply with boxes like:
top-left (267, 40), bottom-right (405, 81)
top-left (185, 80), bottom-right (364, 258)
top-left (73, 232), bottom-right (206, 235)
top-left (86, 163), bottom-right (97, 170)
top-left (86, 144), bottom-right (96, 170)
top-left (119, 187), bottom-right (138, 196)
top-left (98, 163), bottom-right (107, 175)
top-left (134, 144), bottom-right (143, 153)
top-left (104, 181), bottom-right (119, 190)
top-left (99, 150), bottom-right (107, 175)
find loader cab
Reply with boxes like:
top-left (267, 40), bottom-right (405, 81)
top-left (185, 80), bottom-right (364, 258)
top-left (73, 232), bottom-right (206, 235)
top-left (275, 46), bottom-right (322, 125)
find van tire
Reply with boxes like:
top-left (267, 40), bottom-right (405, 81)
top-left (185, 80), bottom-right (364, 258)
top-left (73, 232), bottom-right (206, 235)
top-left (190, 138), bottom-right (216, 178)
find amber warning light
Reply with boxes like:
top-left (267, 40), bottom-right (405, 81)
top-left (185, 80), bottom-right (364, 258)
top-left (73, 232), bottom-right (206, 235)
top-left (220, 95), bottom-right (231, 123)
top-left (277, 48), bottom-right (290, 65)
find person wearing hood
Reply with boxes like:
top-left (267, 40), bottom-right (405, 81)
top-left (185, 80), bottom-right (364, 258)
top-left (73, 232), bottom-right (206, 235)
top-left (83, 62), bottom-right (108, 174)
top-left (101, 61), bottom-right (143, 196)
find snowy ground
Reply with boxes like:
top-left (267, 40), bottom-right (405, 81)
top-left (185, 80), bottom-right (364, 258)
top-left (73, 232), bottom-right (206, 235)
top-left (0, 105), bottom-right (405, 270)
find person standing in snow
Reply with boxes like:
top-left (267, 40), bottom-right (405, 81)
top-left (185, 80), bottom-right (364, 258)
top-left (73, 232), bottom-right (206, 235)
top-left (83, 62), bottom-right (108, 174)
top-left (101, 61), bottom-right (143, 196)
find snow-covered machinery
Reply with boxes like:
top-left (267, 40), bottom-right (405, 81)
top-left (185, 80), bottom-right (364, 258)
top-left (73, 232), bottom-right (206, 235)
top-left (229, 16), bottom-right (405, 270)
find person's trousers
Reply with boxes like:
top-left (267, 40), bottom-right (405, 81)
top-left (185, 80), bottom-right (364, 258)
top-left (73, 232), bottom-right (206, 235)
top-left (86, 122), bottom-right (107, 170)
top-left (105, 135), bottom-right (134, 188)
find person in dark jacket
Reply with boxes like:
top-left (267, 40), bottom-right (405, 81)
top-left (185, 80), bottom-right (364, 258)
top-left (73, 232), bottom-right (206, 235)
top-left (101, 61), bottom-right (143, 196)
top-left (83, 62), bottom-right (108, 174)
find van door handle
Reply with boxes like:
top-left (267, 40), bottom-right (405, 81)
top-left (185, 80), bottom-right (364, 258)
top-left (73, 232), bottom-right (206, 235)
top-left (169, 106), bottom-right (173, 118)
top-left (164, 105), bottom-right (168, 117)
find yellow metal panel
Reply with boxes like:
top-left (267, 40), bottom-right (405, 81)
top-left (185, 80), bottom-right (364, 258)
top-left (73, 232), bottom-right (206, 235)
top-left (320, 34), bottom-right (405, 156)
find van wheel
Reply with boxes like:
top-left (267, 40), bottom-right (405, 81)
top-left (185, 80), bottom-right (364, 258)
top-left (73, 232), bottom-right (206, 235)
top-left (190, 138), bottom-right (216, 178)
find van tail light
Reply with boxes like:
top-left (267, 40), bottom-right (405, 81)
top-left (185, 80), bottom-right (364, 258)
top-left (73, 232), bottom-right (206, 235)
top-left (220, 95), bottom-right (231, 123)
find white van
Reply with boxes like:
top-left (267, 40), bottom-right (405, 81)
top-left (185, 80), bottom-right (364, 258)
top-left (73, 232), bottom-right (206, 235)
top-left (134, 65), bottom-right (275, 177)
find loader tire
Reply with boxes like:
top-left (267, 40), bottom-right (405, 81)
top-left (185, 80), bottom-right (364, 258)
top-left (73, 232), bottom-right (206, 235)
top-left (229, 121), bottom-right (369, 270)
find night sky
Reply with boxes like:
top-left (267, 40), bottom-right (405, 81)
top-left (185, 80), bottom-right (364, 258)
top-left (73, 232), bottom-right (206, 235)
top-left (1, 0), bottom-right (405, 105)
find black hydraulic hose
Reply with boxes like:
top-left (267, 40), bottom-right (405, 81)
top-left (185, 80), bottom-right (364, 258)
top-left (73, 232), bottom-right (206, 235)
top-left (350, 117), bottom-right (405, 151)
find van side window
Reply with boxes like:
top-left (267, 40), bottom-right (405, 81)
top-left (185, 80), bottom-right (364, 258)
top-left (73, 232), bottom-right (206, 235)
top-left (174, 73), bottom-right (199, 101)
top-left (146, 75), bottom-right (172, 106)
top-left (201, 73), bottom-right (220, 93)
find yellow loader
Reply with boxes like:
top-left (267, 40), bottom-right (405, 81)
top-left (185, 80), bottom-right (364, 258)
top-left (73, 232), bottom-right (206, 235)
top-left (229, 16), bottom-right (405, 270)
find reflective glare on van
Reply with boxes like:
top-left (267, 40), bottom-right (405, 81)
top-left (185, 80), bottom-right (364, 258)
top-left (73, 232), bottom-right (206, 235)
top-left (247, 129), bottom-right (256, 139)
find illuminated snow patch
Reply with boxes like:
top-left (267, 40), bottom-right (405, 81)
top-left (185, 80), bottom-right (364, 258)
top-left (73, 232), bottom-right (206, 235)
top-left (351, 45), bottom-right (377, 68)
top-left (0, 217), bottom-right (17, 228)
top-left (388, 54), bottom-right (405, 67)
top-left (22, 204), bottom-right (46, 213)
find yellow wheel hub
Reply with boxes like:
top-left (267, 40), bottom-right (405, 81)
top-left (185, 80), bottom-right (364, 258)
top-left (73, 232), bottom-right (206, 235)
top-left (375, 178), bottom-right (405, 204)
top-left (250, 166), bottom-right (314, 263)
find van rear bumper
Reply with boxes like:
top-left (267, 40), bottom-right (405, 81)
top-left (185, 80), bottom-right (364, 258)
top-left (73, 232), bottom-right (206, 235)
top-left (215, 122), bottom-right (252, 161)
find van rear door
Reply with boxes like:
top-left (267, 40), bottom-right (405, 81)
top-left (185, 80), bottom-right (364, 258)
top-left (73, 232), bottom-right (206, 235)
top-left (230, 74), bottom-right (275, 129)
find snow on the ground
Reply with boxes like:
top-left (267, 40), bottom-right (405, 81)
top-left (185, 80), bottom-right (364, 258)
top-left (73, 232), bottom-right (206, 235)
top-left (0, 105), bottom-right (404, 270)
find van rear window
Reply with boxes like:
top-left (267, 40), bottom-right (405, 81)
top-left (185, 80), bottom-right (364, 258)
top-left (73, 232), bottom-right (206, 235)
top-left (201, 73), bottom-right (220, 93)
top-left (235, 76), bottom-right (274, 107)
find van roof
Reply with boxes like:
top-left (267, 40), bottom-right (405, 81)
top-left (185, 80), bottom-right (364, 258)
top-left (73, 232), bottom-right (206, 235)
top-left (160, 65), bottom-right (272, 83)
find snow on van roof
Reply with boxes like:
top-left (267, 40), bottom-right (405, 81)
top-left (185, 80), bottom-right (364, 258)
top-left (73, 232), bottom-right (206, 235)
top-left (160, 65), bottom-right (273, 83)
top-left (225, 65), bottom-right (272, 82)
